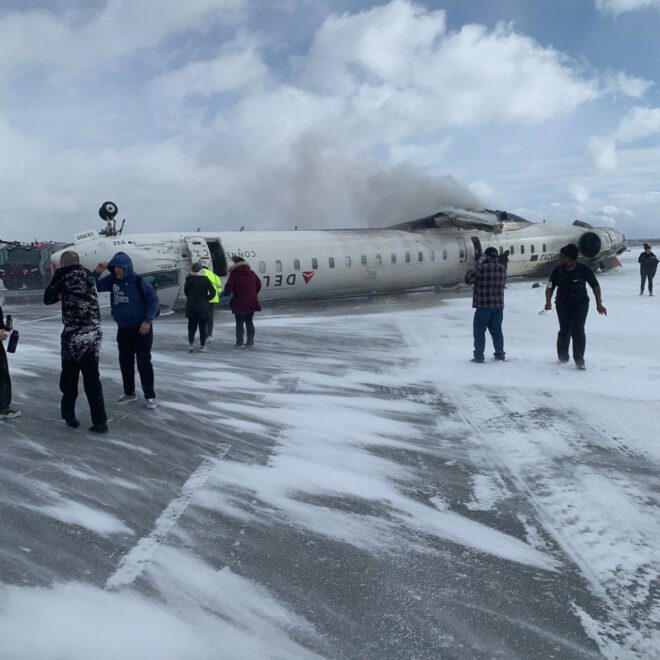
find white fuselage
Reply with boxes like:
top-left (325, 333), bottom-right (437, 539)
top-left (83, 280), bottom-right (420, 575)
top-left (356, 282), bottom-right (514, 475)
top-left (53, 221), bottom-right (625, 311)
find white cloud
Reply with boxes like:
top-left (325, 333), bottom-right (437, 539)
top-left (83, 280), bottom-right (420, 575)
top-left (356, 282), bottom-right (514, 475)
top-left (468, 181), bottom-right (496, 205)
top-left (613, 106), bottom-right (660, 143)
top-left (149, 31), bottom-right (267, 99)
top-left (600, 71), bottom-right (653, 98)
top-left (0, 0), bottom-right (246, 80)
top-left (570, 183), bottom-right (591, 204)
top-left (589, 136), bottom-right (619, 170)
top-left (595, 0), bottom-right (660, 16)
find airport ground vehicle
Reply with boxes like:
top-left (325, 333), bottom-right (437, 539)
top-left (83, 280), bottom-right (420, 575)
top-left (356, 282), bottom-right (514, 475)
top-left (0, 240), bottom-right (67, 290)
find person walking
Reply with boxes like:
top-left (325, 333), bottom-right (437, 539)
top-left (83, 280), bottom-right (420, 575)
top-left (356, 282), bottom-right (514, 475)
top-left (0, 304), bottom-right (20, 420)
top-left (498, 249), bottom-right (510, 271)
top-left (94, 252), bottom-right (160, 409)
top-left (544, 244), bottom-right (607, 370)
top-left (185, 263), bottom-right (216, 352)
top-left (201, 265), bottom-right (222, 341)
top-left (638, 243), bottom-right (658, 296)
top-left (222, 255), bottom-right (262, 348)
top-left (44, 250), bottom-right (108, 433)
top-left (464, 246), bottom-right (507, 363)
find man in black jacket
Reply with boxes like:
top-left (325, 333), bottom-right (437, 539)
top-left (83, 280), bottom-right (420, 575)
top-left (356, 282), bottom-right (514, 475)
top-left (638, 243), bottom-right (658, 296)
top-left (544, 244), bottom-right (607, 370)
top-left (0, 305), bottom-right (20, 419)
top-left (44, 250), bottom-right (108, 433)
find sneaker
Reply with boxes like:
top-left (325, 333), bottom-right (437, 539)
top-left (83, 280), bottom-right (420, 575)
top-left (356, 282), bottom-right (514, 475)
top-left (116, 393), bottom-right (138, 404)
top-left (235, 343), bottom-right (244, 349)
top-left (188, 345), bottom-right (194, 353)
top-left (145, 398), bottom-right (158, 410)
top-left (206, 335), bottom-right (213, 342)
top-left (199, 346), bottom-right (208, 353)
top-left (65, 418), bottom-right (80, 429)
top-left (89, 423), bottom-right (109, 434)
top-left (0, 408), bottom-right (21, 419)
top-left (246, 340), bottom-right (254, 347)
top-left (575, 361), bottom-right (586, 371)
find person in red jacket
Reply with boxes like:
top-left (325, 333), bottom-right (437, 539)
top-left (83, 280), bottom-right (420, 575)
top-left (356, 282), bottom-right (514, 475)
top-left (222, 255), bottom-right (262, 348)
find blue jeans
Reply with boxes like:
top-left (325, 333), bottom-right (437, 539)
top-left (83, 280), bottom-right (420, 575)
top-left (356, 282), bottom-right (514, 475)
top-left (473, 308), bottom-right (504, 360)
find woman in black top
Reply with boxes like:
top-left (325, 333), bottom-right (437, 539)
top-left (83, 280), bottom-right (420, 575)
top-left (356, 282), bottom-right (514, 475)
top-left (544, 244), bottom-right (607, 370)
top-left (184, 263), bottom-right (216, 352)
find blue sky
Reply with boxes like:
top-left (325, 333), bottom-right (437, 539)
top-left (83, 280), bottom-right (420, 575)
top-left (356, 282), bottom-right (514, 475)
top-left (1, 0), bottom-right (659, 240)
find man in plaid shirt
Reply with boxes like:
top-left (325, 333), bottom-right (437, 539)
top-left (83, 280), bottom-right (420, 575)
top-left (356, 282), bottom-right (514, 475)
top-left (464, 246), bottom-right (506, 363)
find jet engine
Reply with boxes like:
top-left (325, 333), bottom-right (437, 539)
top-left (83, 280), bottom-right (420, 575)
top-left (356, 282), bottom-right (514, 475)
top-left (578, 228), bottom-right (626, 261)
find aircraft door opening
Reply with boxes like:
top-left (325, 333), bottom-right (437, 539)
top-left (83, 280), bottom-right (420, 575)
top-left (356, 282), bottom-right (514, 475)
top-left (184, 237), bottom-right (213, 270)
top-left (206, 239), bottom-right (228, 277)
top-left (470, 236), bottom-right (483, 261)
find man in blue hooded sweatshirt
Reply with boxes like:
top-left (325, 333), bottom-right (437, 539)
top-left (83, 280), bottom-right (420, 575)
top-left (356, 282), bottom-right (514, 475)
top-left (94, 252), bottom-right (160, 409)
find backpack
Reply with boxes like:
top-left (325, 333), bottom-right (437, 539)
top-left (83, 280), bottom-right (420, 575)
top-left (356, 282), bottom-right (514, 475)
top-left (135, 274), bottom-right (161, 319)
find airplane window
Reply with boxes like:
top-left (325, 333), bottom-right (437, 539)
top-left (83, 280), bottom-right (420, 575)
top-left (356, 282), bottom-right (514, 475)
top-left (542, 244), bottom-right (547, 252)
top-left (312, 258), bottom-right (318, 270)
top-left (391, 253), bottom-right (396, 264)
top-left (345, 256), bottom-right (351, 267)
top-left (405, 252), bottom-right (411, 263)
top-left (141, 270), bottom-right (179, 289)
top-left (520, 245), bottom-right (525, 255)
top-left (460, 250), bottom-right (465, 260)
top-left (418, 252), bottom-right (423, 262)
top-left (510, 246), bottom-right (514, 255)
top-left (442, 250), bottom-right (447, 260)
top-left (293, 259), bottom-right (300, 271)
top-left (259, 261), bottom-right (266, 273)
top-left (500, 247), bottom-right (504, 255)
top-left (276, 260), bottom-right (282, 272)
top-left (361, 255), bottom-right (367, 265)
top-left (329, 257), bottom-right (335, 269)
top-left (531, 244), bottom-right (535, 254)
top-left (430, 250), bottom-right (435, 261)
top-left (376, 254), bottom-right (382, 265)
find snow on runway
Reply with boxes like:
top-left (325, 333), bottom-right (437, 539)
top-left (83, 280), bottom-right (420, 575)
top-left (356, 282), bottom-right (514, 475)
top-left (0, 252), bottom-right (658, 659)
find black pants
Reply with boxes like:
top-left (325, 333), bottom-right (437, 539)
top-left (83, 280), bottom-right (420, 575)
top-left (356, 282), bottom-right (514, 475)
top-left (207, 303), bottom-right (216, 337)
top-left (60, 350), bottom-right (107, 425)
top-left (235, 313), bottom-right (255, 346)
top-left (640, 273), bottom-right (655, 293)
top-left (556, 300), bottom-right (589, 363)
top-left (188, 317), bottom-right (208, 346)
top-left (117, 326), bottom-right (155, 399)
top-left (0, 343), bottom-right (11, 412)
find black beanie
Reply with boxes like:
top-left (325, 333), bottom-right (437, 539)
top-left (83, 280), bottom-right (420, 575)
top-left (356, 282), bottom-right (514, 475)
top-left (560, 244), bottom-right (579, 260)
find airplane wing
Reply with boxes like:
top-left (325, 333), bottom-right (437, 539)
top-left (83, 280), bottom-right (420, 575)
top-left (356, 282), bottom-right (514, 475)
top-left (387, 209), bottom-right (505, 233)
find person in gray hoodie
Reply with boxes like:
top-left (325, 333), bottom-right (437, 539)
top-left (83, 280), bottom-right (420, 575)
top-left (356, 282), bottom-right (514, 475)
top-left (94, 252), bottom-right (160, 409)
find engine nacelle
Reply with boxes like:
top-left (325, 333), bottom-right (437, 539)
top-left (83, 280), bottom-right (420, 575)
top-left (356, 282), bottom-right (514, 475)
top-left (578, 228), bottom-right (626, 261)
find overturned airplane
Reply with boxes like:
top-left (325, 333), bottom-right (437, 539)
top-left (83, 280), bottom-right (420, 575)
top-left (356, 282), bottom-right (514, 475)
top-left (51, 203), bottom-right (626, 312)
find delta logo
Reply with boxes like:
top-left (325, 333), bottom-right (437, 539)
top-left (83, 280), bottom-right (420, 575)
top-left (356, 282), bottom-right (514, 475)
top-left (302, 271), bottom-right (315, 285)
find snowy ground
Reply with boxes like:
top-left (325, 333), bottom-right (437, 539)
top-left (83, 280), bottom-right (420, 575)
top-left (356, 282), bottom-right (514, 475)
top-left (0, 251), bottom-right (658, 659)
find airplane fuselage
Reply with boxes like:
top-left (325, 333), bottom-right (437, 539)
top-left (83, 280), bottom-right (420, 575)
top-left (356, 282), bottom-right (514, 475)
top-left (55, 220), bottom-right (625, 312)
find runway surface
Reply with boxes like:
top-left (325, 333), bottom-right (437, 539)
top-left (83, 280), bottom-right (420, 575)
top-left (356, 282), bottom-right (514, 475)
top-left (0, 252), bottom-right (658, 659)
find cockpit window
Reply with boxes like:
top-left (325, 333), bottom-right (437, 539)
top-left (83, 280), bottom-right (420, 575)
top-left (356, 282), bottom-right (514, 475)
top-left (141, 270), bottom-right (179, 289)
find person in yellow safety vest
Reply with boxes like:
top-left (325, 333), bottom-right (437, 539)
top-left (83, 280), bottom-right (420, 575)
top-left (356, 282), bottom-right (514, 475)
top-left (202, 267), bottom-right (223, 341)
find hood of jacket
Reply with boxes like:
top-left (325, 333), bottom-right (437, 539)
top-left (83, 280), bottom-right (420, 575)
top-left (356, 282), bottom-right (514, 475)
top-left (229, 262), bottom-right (252, 275)
top-left (108, 252), bottom-right (135, 280)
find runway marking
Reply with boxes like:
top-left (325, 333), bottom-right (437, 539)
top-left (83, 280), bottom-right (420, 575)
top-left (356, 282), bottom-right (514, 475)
top-left (105, 442), bottom-right (231, 591)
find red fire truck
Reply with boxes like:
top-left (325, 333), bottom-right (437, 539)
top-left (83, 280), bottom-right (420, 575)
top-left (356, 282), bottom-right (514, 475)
top-left (0, 240), bottom-right (67, 290)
